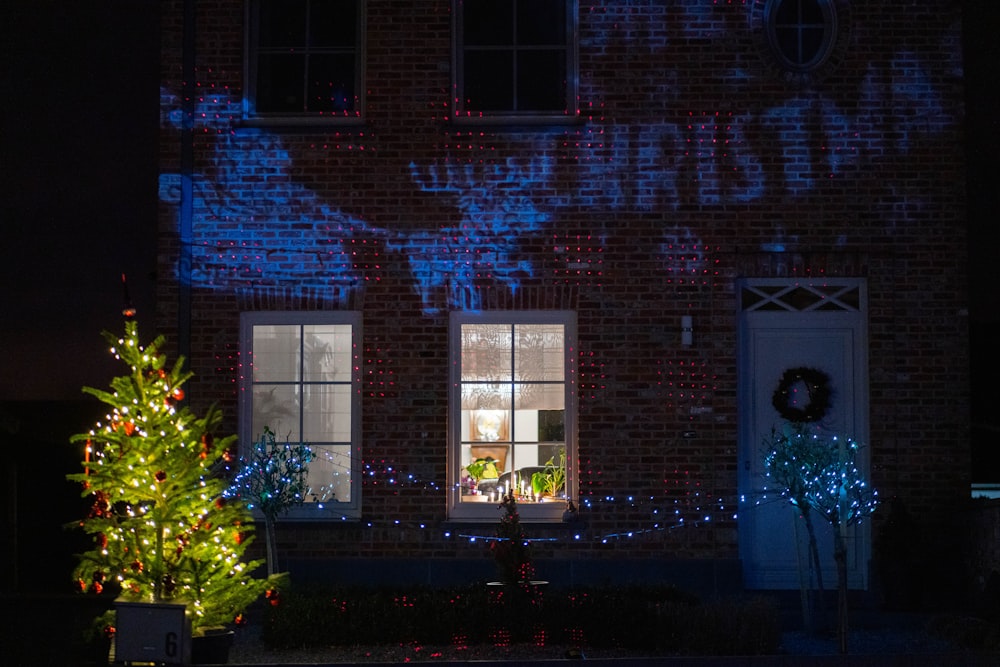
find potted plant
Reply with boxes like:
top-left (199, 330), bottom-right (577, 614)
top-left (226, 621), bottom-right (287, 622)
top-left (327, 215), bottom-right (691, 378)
top-left (67, 320), bottom-right (278, 663)
top-left (225, 426), bottom-right (312, 576)
top-left (531, 448), bottom-right (566, 499)
top-left (464, 456), bottom-right (499, 494)
top-left (763, 424), bottom-right (879, 653)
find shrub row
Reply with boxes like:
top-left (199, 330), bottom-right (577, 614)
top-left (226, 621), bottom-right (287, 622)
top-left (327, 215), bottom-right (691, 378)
top-left (261, 584), bottom-right (781, 656)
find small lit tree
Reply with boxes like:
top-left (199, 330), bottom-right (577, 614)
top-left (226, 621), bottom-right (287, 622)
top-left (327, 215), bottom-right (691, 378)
top-left (491, 494), bottom-right (534, 586)
top-left (67, 320), bottom-right (274, 637)
top-left (225, 426), bottom-right (312, 576)
top-left (764, 425), bottom-right (879, 653)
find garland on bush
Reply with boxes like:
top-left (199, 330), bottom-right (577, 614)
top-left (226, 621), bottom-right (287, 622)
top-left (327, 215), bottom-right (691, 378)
top-left (771, 366), bottom-right (831, 423)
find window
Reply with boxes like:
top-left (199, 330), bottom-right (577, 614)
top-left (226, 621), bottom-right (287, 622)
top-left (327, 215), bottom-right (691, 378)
top-left (453, 0), bottom-right (578, 122)
top-left (240, 311), bottom-right (362, 519)
top-left (764, 0), bottom-right (837, 72)
top-left (246, 0), bottom-right (365, 123)
top-left (449, 311), bottom-right (576, 521)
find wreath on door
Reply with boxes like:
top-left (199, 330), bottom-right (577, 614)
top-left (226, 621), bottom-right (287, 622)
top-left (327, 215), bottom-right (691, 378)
top-left (771, 366), bottom-right (831, 423)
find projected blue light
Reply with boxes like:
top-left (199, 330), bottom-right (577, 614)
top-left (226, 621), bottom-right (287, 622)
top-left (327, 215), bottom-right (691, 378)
top-left (386, 159), bottom-right (555, 313)
top-left (157, 23), bottom-right (958, 313)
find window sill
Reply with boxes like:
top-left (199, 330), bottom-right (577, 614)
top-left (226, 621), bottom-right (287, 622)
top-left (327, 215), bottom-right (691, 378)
top-left (235, 116), bottom-right (367, 132)
top-left (447, 113), bottom-right (587, 131)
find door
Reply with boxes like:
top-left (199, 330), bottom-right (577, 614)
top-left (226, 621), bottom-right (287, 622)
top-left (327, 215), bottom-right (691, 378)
top-left (737, 278), bottom-right (870, 590)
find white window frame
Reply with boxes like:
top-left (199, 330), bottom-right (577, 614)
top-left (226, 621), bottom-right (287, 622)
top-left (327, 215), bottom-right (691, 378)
top-left (764, 0), bottom-right (838, 73)
top-left (239, 311), bottom-right (363, 520)
top-left (243, 0), bottom-right (366, 127)
top-left (451, 0), bottom-right (579, 125)
top-left (448, 310), bottom-right (577, 522)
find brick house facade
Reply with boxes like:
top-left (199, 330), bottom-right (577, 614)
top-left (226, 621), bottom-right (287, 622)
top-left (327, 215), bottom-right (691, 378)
top-left (155, 1), bottom-right (968, 595)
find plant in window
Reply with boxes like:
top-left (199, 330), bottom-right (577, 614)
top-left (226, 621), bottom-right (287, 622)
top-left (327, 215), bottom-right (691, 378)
top-left (225, 426), bottom-right (312, 576)
top-left (465, 456), bottom-right (500, 488)
top-left (763, 424), bottom-right (879, 653)
top-left (67, 320), bottom-right (276, 640)
top-left (531, 448), bottom-right (566, 498)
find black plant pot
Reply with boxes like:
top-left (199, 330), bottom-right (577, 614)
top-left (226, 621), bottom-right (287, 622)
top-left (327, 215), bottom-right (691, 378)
top-left (191, 630), bottom-right (235, 664)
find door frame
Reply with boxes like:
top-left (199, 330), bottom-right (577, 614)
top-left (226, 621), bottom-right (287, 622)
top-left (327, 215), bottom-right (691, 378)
top-left (736, 277), bottom-right (871, 590)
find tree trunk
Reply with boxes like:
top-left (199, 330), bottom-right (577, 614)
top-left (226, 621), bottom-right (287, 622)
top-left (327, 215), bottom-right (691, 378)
top-left (801, 508), bottom-right (827, 633)
top-left (834, 522), bottom-right (849, 654)
top-left (264, 515), bottom-right (278, 577)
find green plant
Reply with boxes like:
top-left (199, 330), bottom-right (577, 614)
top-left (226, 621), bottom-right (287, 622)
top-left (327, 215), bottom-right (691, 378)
top-left (763, 423), bottom-right (879, 653)
top-left (531, 448), bottom-right (566, 497)
top-left (465, 456), bottom-right (499, 483)
top-left (226, 426), bottom-right (312, 576)
top-left (66, 320), bottom-right (276, 636)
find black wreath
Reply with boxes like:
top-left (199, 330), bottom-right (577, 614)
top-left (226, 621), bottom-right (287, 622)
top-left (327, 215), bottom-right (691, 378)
top-left (771, 367), bottom-right (832, 423)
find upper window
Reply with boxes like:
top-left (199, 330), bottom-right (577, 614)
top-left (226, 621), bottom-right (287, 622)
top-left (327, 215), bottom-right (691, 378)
top-left (764, 0), bottom-right (837, 72)
top-left (453, 0), bottom-right (578, 123)
top-left (449, 311), bottom-right (576, 521)
top-left (245, 0), bottom-right (365, 124)
top-left (239, 311), bottom-right (362, 520)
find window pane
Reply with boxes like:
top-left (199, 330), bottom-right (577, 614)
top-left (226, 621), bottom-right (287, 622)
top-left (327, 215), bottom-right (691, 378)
top-left (310, 0), bottom-right (357, 47)
top-left (468, 408), bottom-right (510, 442)
top-left (461, 324), bottom-right (512, 381)
top-left (463, 51), bottom-right (514, 111)
top-left (259, 0), bottom-right (308, 47)
top-left (305, 444), bottom-right (352, 502)
top-left (537, 410), bottom-right (565, 441)
top-left (252, 384), bottom-right (299, 440)
top-left (518, 0), bottom-right (565, 45)
top-left (514, 324), bottom-right (564, 382)
top-left (257, 54), bottom-right (306, 112)
top-left (462, 383), bottom-right (512, 410)
top-left (774, 0), bottom-right (799, 24)
top-left (302, 384), bottom-right (353, 442)
top-left (800, 27), bottom-right (825, 64)
top-left (800, 0), bottom-right (824, 24)
top-left (463, 0), bottom-right (513, 45)
top-left (517, 51), bottom-right (566, 111)
top-left (514, 383), bottom-right (564, 411)
top-left (303, 324), bottom-right (353, 381)
top-left (307, 54), bottom-right (356, 112)
top-left (252, 325), bottom-right (300, 382)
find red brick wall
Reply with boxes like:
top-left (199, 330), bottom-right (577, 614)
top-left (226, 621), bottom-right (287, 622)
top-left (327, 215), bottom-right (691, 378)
top-left (156, 1), bottom-right (968, 583)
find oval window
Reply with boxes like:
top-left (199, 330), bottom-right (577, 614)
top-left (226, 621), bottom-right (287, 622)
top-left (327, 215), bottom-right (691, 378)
top-left (765, 0), bottom-right (837, 73)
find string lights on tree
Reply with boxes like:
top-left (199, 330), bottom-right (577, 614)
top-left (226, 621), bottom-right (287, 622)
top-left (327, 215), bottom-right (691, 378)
top-left (67, 320), bottom-right (276, 638)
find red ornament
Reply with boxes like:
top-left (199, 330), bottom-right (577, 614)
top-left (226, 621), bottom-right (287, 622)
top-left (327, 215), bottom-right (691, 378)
top-left (172, 387), bottom-right (185, 401)
top-left (155, 470), bottom-right (167, 483)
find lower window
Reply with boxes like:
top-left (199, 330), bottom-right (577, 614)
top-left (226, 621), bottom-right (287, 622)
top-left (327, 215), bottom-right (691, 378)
top-left (449, 311), bottom-right (576, 521)
top-left (239, 311), bottom-right (362, 520)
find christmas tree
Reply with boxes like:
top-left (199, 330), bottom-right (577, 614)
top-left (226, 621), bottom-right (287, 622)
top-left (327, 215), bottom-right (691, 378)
top-left (67, 320), bottom-right (274, 636)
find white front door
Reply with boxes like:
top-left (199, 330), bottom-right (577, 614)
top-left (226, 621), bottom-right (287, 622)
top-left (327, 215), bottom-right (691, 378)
top-left (737, 278), bottom-right (870, 590)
